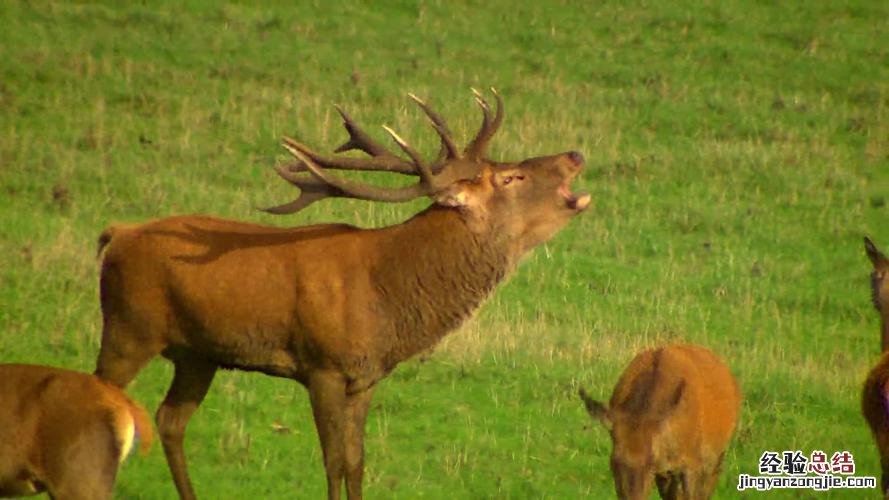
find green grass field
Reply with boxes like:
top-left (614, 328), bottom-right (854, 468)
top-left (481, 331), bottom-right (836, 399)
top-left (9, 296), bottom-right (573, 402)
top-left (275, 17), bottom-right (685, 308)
top-left (1, 1), bottom-right (887, 498)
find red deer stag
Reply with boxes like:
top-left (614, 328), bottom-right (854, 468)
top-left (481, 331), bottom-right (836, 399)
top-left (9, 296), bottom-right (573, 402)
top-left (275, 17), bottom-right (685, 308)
top-left (862, 236), bottom-right (889, 497)
top-left (0, 364), bottom-right (153, 500)
top-left (94, 90), bottom-right (590, 499)
top-left (579, 344), bottom-right (740, 499)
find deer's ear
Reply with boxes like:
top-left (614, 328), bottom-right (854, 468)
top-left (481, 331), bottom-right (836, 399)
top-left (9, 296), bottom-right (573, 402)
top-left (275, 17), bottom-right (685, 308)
top-left (663, 380), bottom-right (686, 416)
top-left (434, 178), bottom-right (485, 208)
top-left (435, 168), bottom-right (494, 208)
top-left (579, 388), bottom-right (612, 429)
top-left (434, 185), bottom-right (471, 207)
top-left (866, 237), bottom-right (888, 268)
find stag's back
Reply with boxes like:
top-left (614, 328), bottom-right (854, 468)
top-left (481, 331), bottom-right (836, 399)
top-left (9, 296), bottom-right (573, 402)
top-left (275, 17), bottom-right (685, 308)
top-left (610, 344), bottom-right (740, 469)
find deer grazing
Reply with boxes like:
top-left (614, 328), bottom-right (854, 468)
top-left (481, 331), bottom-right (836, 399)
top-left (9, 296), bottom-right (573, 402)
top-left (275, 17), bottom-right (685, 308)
top-left (0, 364), bottom-right (152, 500)
top-left (861, 236), bottom-right (889, 497)
top-left (579, 344), bottom-right (741, 499)
top-left (94, 90), bottom-right (590, 499)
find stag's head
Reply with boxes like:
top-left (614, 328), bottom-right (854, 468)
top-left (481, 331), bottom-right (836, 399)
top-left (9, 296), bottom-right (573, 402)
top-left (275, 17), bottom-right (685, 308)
top-left (866, 237), bottom-right (889, 314)
top-left (266, 89), bottom-right (589, 251)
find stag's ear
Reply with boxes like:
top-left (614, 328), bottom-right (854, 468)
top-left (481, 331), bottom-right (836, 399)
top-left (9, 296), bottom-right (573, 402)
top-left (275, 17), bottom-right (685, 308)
top-left (865, 237), bottom-right (888, 268)
top-left (434, 168), bottom-right (494, 208)
top-left (434, 181), bottom-right (474, 207)
top-left (578, 388), bottom-right (612, 429)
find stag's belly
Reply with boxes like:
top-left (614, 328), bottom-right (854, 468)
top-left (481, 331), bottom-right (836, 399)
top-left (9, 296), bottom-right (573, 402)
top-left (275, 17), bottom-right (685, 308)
top-left (173, 326), bottom-right (304, 379)
top-left (164, 269), bottom-right (309, 378)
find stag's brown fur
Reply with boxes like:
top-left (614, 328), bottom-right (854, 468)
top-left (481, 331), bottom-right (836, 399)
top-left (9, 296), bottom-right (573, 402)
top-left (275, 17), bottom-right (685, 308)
top-left (579, 344), bottom-right (740, 499)
top-left (862, 237), bottom-right (889, 497)
top-left (95, 150), bottom-right (588, 499)
top-left (0, 364), bottom-right (152, 500)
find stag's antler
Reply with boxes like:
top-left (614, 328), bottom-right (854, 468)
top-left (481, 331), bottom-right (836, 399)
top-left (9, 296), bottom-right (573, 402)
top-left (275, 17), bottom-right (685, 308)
top-left (263, 89), bottom-right (504, 214)
top-left (465, 87), bottom-right (503, 160)
top-left (280, 107), bottom-right (416, 175)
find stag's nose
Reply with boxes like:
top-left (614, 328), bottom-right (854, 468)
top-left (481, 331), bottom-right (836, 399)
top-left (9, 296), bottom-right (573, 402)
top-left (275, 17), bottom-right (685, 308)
top-left (567, 151), bottom-right (585, 166)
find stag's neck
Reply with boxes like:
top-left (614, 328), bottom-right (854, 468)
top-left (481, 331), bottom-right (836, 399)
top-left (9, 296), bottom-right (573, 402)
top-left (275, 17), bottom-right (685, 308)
top-left (373, 206), bottom-right (516, 367)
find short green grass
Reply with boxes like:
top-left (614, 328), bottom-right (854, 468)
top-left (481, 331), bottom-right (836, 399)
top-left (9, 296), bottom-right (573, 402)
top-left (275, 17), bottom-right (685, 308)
top-left (1, 1), bottom-right (887, 498)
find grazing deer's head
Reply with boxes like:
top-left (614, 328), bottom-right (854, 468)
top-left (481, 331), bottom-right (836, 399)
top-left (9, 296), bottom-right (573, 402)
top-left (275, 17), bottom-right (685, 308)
top-left (580, 384), bottom-right (685, 500)
top-left (579, 345), bottom-right (738, 500)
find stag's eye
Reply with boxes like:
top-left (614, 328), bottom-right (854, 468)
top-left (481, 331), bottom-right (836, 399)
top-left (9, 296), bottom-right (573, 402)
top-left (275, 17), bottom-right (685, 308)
top-left (502, 175), bottom-right (524, 185)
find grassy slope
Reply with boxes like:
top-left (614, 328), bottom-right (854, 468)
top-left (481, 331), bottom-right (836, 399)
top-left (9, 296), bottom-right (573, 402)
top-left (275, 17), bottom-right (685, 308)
top-left (0, 0), bottom-right (887, 498)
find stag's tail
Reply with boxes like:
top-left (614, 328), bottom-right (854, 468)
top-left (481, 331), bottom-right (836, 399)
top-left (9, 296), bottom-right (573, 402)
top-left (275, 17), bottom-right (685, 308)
top-left (96, 226), bottom-right (118, 258)
top-left (96, 224), bottom-right (135, 258)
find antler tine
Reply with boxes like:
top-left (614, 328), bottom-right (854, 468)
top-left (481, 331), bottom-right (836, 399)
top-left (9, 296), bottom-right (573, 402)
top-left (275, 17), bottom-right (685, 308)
top-left (470, 87), bottom-right (492, 137)
top-left (283, 135), bottom-right (416, 175)
top-left (260, 164), bottom-right (348, 214)
top-left (381, 125), bottom-right (436, 187)
top-left (283, 106), bottom-right (417, 176)
top-left (465, 87), bottom-right (504, 160)
top-left (279, 137), bottom-right (433, 206)
top-left (333, 105), bottom-right (393, 157)
top-left (407, 93), bottom-right (461, 161)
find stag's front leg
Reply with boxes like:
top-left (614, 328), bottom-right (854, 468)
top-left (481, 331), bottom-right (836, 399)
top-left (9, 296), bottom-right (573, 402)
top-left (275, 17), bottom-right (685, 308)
top-left (344, 387), bottom-right (375, 500)
top-left (309, 370), bottom-right (349, 500)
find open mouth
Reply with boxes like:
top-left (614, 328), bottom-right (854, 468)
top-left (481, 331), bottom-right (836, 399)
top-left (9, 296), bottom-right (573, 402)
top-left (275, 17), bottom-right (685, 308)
top-left (559, 180), bottom-right (591, 211)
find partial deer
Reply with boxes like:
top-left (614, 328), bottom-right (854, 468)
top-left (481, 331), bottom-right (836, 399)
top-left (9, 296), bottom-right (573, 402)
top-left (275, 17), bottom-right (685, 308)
top-left (862, 236), bottom-right (889, 497)
top-left (0, 363), bottom-right (152, 500)
top-left (94, 90), bottom-right (590, 499)
top-left (579, 344), bottom-right (740, 499)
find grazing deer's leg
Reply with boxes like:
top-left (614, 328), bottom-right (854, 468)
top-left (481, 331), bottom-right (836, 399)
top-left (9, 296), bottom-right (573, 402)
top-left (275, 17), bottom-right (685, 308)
top-left (880, 456), bottom-right (889, 498)
top-left (48, 466), bottom-right (115, 500)
top-left (156, 356), bottom-right (217, 500)
top-left (655, 472), bottom-right (682, 500)
top-left (344, 387), bottom-right (375, 500)
top-left (46, 421), bottom-right (118, 500)
top-left (308, 370), bottom-right (348, 500)
top-left (672, 471), bottom-right (693, 500)
top-left (681, 466), bottom-right (717, 500)
top-left (695, 459), bottom-right (724, 499)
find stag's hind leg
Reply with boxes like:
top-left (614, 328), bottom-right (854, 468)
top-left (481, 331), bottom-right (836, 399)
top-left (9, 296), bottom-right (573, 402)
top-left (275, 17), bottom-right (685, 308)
top-left (96, 258), bottom-right (170, 387)
top-left (156, 355), bottom-right (217, 500)
top-left (95, 315), bottom-right (166, 388)
top-left (308, 370), bottom-right (349, 500)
